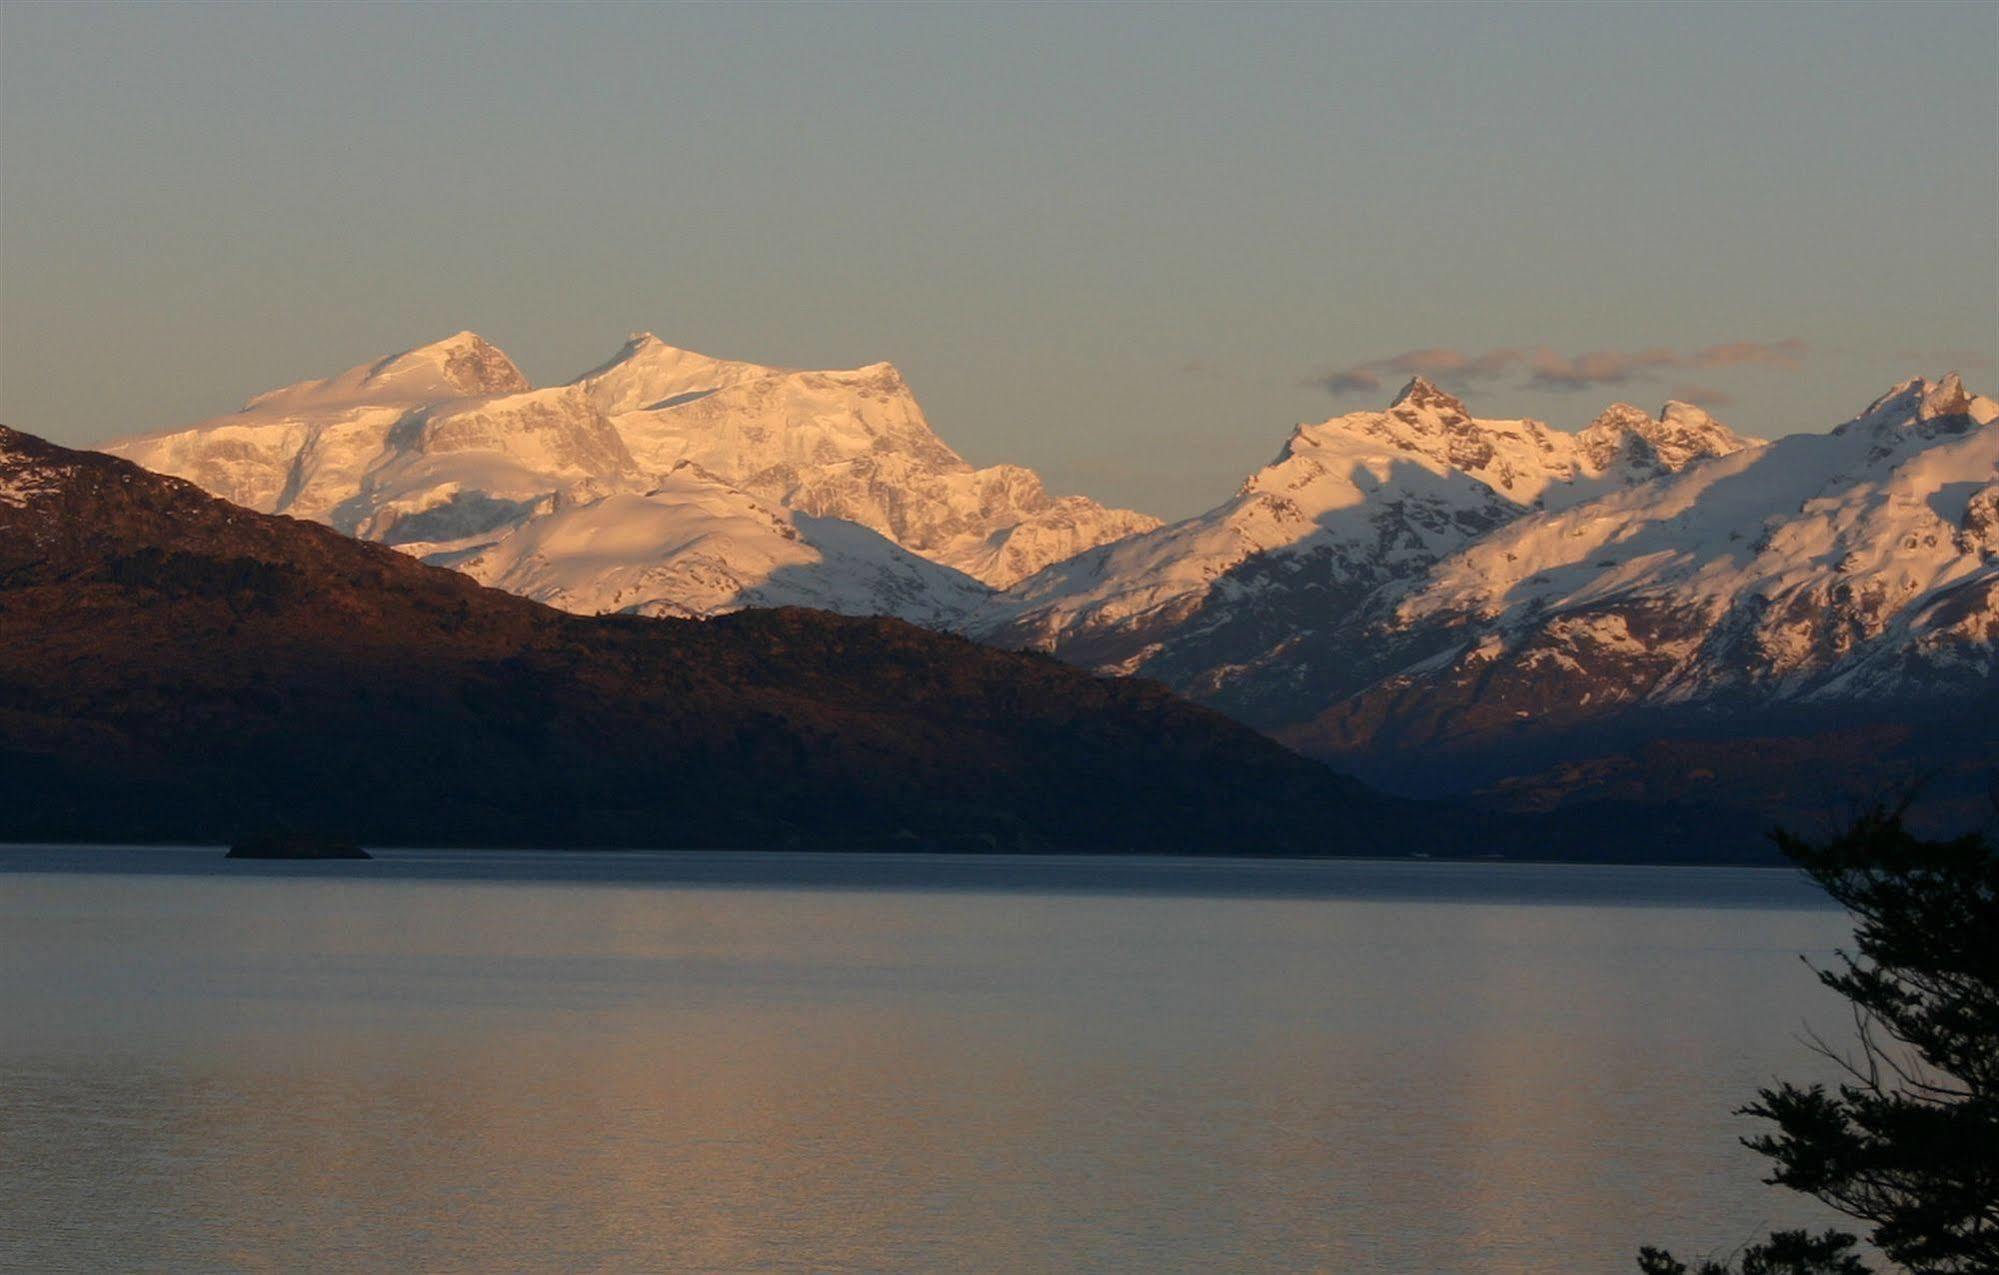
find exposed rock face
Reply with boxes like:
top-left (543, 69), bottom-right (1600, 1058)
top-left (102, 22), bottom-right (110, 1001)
top-left (102, 331), bottom-right (1158, 619)
top-left (255, 330), bottom-right (532, 406)
top-left (428, 333), bottom-right (535, 398)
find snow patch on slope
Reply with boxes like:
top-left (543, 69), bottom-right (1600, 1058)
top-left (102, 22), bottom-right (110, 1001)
top-left (456, 463), bottom-right (988, 623)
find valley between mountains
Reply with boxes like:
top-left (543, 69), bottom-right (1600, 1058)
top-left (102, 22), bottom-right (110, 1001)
top-left (92, 332), bottom-right (1999, 840)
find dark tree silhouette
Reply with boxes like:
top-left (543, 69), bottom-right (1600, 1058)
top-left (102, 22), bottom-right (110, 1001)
top-left (1640, 807), bottom-right (1999, 1274)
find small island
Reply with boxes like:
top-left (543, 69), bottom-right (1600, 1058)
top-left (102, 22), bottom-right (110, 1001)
top-left (226, 831), bottom-right (371, 860)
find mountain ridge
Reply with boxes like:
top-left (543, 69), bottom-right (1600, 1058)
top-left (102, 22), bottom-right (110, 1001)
top-left (103, 330), bottom-right (1158, 621)
top-left (974, 370), bottom-right (1994, 833)
top-left (977, 376), bottom-right (1761, 700)
top-left (0, 423), bottom-right (1395, 854)
top-left (87, 332), bottom-right (1995, 838)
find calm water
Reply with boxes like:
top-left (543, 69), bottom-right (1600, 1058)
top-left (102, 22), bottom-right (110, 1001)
top-left (1, 847), bottom-right (1854, 1273)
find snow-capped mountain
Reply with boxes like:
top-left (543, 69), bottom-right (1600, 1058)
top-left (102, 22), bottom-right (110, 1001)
top-left (104, 331), bottom-right (1152, 622)
top-left (979, 377), bottom-right (1758, 713)
top-left (1291, 374), bottom-right (1999, 769)
top-left (579, 333), bottom-right (1159, 586)
top-left (972, 371), bottom-right (1993, 818)
top-left (79, 331), bottom-right (1998, 831)
top-left (570, 332), bottom-right (783, 415)
top-left (106, 333), bottom-right (621, 533)
top-left (96, 332), bottom-right (1995, 804)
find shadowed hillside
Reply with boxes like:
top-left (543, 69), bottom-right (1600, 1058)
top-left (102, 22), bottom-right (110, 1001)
top-left (0, 425), bottom-right (1385, 853)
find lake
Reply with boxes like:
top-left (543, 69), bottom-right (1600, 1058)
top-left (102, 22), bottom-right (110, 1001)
top-left (0, 846), bottom-right (1855, 1273)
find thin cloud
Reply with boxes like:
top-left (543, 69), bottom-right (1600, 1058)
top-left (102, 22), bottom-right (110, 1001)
top-left (1523, 347), bottom-right (1681, 391)
top-left (1317, 340), bottom-right (1809, 397)
top-left (1667, 383), bottom-right (1735, 408)
top-left (1690, 338), bottom-right (1807, 368)
top-left (1322, 368), bottom-right (1383, 394)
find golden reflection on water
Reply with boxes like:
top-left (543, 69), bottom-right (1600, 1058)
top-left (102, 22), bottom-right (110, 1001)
top-left (1, 867), bottom-right (1852, 1272)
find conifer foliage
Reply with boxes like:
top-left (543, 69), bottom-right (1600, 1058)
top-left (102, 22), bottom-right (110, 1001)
top-left (1641, 808), bottom-right (1999, 1273)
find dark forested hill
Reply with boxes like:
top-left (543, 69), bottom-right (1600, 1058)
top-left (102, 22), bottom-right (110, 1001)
top-left (0, 425), bottom-right (1395, 853)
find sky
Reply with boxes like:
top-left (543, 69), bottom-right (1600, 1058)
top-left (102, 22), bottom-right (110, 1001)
top-left (2, 1), bottom-right (1993, 519)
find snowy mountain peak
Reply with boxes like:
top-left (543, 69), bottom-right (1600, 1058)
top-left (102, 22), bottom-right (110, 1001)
top-left (1647, 400), bottom-right (1754, 461)
top-left (1295, 385), bottom-right (1574, 505)
top-left (363, 331), bottom-right (530, 398)
top-left (237, 330), bottom-right (531, 415)
top-left (1389, 375), bottom-right (1470, 418)
top-left (1586, 401), bottom-right (1657, 432)
top-left (986, 378), bottom-right (1783, 710)
top-left (1861, 376), bottom-right (1929, 416)
top-left (99, 327), bottom-right (1158, 608)
top-left (1575, 399), bottom-right (1754, 474)
top-left (1343, 373), bottom-right (1999, 761)
top-left (1919, 371), bottom-right (1989, 423)
top-left (1658, 399), bottom-right (1716, 427)
top-left (1843, 374), bottom-right (1998, 445)
top-left (605, 354), bottom-right (1157, 585)
top-left (568, 332), bottom-right (785, 415)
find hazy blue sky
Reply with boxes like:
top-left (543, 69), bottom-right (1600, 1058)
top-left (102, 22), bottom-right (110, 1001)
top-left (3, 1), bottom-right (1993, 517)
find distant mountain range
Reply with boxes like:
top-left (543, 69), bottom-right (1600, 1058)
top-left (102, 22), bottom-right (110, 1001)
top-left (97, 332), bottom-right (1998, 837)
top-left (980, 376), bottom-right (1761, 704)
top-left (983, 375), bottom-right (1998, 823)
top-left (1283, 377), bottom-right (1997, 763)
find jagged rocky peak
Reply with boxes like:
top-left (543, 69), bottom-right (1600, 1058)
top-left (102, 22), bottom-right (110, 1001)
top-left (1868, 372), bottom-right (1989, 421)
top-left (1857, 376), bottom-right (1930, 421)
top-left (1576, 403), bottom-right (1655, 470)
top-left (1648, 400), bottom-right (1753, 466)
top-left (1577, 399), bottom-right (1751, 473)
top-left (1915, 371), bottom-right (1994, 424)
top-left (1389, 375), bottom-right (1471, 418)
top-left (1373, 377), bottom-right (1508, 474)
top-left (1843, 373), bottom-right (1998, 443)
top-left (1589, 402), bottom-right (1656, 431)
